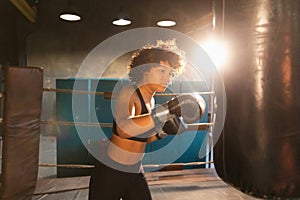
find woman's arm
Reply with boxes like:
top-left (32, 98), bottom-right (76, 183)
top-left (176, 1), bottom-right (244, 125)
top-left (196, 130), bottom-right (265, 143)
top-left (113, 86), bottom-right (156, 139)
top-left (147, 135), bottom-right (159, 143)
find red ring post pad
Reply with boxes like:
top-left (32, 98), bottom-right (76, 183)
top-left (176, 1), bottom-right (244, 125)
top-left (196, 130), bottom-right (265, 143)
top-left (0, 66), bottom-right (43, 200)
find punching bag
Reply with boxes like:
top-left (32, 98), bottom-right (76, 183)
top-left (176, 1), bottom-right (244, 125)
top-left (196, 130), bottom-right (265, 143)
top-left (214, 0), bottom-right (300, 199)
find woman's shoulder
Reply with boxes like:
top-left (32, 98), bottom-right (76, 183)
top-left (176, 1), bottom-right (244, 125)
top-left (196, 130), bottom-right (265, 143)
top-left (112, 84), bottom-right (140, 115)
top-left (113, 84), bottom-right (137, 101)
top-left (119, 84), bottom-right (135, 95)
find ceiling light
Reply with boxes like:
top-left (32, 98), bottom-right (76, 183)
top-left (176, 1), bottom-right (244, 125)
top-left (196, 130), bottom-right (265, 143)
top-left (59, 13), bottom-right (81, 22)
top-left (112, 6), bottom-right (131, 26)
top-left (112, 18), bottom-right (132, 26)
top-left (156, 20), bottom-right (176, 27)
top-left (59, 0), bottom-right (81, 22)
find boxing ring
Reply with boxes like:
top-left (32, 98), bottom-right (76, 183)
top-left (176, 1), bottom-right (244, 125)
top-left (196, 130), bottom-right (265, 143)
top-left (0, 66), bottom-right (217, 199)
top-left (1, 63), bottom-right (299, 200)
top-left (0, 66), bottom-right (253, 200)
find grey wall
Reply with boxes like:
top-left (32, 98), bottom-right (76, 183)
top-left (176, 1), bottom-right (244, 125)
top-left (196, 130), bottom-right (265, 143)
top-left (26, 29), bottom-right (131, 135)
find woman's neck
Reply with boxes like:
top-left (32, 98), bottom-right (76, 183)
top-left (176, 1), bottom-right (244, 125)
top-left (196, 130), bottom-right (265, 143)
top-left (136, 83), bottom-right (155, 101)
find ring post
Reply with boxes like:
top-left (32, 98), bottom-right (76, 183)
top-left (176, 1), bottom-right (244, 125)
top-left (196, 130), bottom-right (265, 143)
top-left (0, 66), bottom-right (43, 200)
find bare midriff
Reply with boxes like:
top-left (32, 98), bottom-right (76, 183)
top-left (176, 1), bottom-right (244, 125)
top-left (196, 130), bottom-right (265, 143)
top-left (107, 133), bottom-right (146, 165)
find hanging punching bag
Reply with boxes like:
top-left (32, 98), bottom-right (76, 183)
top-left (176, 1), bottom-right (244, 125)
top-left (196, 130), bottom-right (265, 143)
top-left (214, 0), bottom-right (300, 199)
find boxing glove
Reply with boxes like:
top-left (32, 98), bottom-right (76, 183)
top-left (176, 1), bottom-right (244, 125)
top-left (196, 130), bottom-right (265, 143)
top-left (151, 93), bottom-right (206, 127)
top-left (156, 116), bottom-right (187, 139)
top-left (173, 93), bottom-right (206, 123)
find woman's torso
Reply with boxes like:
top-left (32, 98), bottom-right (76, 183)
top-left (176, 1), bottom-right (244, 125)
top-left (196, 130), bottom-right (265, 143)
top-left (107, 85), bottom-right (153, 165)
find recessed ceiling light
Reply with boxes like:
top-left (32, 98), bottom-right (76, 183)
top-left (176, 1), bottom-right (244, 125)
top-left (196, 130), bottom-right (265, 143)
top-left (59, 13), bottom-right (81, 22)
top-left (156, 20), bottom-right (176, 27)
top-left (112, 19), bottom-right (132, 26)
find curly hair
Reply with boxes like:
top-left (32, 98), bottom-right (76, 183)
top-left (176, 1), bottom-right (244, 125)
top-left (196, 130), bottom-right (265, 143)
top-left (128, 39), bottom-right (186, 84)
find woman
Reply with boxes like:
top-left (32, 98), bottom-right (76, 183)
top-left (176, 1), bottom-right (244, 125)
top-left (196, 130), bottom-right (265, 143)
top-left (89, 40), bottom-right (204, 200)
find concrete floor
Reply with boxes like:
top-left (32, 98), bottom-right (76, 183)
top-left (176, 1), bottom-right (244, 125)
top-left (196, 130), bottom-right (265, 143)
top-left (34, 136), bottom-right (262, 200)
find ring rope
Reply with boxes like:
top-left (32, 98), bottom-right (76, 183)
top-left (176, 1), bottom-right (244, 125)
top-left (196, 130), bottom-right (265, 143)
top-left (43, 87), bottom-right (105, 95)
top-left (38, 161), bottom-right (213, 169)
top-left (40, 120), bottom-right (213, 130)
top-left (43, 87), bottom-right (214, 96)
top-left (157, 91), bottom-right (214, 96)
top-left (39, 163), bottom-right (94, 168)
top-left (42, 87), bottom-right (215, 130)
top-left (40, 88), bottom-right (215, 172)
top-left (143, 161), bottom-right (214, 168)
top-left (40, 120), bottom-right (112, 127)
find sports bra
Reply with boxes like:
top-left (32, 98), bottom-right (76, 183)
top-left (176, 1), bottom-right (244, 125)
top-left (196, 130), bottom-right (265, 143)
top-left (112, 85), bottom-right (154, 142)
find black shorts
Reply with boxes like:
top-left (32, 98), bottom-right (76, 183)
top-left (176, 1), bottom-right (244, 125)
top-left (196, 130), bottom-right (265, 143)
top-left (89, 159), bottom-right (152, 200)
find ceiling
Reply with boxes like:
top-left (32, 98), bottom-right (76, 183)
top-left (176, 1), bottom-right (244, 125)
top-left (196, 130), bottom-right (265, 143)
top-left (10, 0), bottom-right (214, 37)
top-left (0, 0), bottom-right (214, 66)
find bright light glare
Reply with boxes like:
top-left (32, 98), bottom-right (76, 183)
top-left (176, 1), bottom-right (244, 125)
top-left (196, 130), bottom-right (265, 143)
top-left (156, 20), bottom-right (176, 27)
top-left (60, 13), bottom-right (81, 21)
top-left (202, 39), bottom-right (229, 69)
top-left (112, 19), bottom-right (132, 26)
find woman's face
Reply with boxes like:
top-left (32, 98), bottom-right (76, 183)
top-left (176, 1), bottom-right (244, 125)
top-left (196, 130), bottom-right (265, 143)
top-left (144, 60), bottom-right (174, 92)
